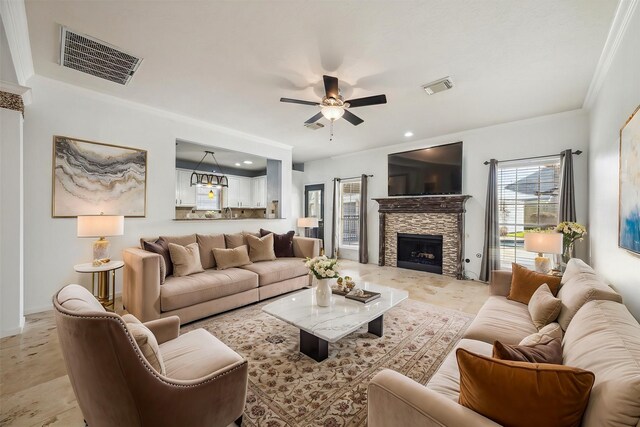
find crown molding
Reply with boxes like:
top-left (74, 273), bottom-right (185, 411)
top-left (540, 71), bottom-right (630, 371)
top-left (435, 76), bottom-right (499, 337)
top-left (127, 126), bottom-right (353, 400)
top-left (0, 0), bottom-right (35, 86)
top-left (583, 0), bottom-right (638, 109)
top-left (0, 79), bottom-right (31, 104)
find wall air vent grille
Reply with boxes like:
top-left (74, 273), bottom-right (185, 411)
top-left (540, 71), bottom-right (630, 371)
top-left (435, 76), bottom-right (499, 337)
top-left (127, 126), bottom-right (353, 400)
top-left (60, 27), bottom-right (142, 85)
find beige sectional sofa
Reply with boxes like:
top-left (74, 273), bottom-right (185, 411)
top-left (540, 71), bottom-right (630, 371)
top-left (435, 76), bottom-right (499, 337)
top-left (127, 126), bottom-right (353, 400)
top-left (123, 233), bottom-right (320, 324)
top-left (369, 259), bottom-right (640, 427)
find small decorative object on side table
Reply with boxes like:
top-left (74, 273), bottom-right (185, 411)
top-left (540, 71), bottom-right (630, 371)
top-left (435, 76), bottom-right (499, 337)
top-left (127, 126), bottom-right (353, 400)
top-left (73, 260), bottom-right (124, 311)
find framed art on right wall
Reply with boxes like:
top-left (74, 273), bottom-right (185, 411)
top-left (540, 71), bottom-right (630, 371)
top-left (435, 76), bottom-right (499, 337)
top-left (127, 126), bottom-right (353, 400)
top-left (619, 105), bottom-right (640, 254)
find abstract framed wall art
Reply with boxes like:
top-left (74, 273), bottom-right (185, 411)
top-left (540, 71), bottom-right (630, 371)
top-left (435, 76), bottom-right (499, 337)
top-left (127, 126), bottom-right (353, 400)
top-left (619, 105), bottom-right (640, 254)
top-left (52, 136), bottom-right (147, 217)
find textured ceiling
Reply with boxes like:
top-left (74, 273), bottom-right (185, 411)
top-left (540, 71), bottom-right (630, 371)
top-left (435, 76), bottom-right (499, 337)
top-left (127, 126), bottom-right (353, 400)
top-left (25, 0), bottom-right (617, 162)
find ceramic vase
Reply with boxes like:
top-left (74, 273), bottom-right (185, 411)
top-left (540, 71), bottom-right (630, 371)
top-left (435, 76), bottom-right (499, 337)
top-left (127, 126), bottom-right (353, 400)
top-left (315, 278), bottom-right (332, 307)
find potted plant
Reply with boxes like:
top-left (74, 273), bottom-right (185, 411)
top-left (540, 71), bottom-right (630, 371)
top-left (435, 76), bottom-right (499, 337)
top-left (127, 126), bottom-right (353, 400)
top-left (305, 256), bottom-right (339, 307)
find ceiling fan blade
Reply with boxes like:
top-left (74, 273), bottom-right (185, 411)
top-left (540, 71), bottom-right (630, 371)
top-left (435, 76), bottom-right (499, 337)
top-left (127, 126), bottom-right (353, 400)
top-left (342, 109), bottom-right (364, 126)
top-left (280, 97), bottom-right (319, 106)
top-left (345, 94), bottom-right (387, 108)
top-left (323, 75), bottom-right (340, 100)
top-left (305, 111), bottom-right (324, 124)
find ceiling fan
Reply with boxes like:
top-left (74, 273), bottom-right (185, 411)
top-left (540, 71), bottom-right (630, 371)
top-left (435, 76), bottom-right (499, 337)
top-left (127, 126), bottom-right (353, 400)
top-left (280, 75), bottom-right (387, 127)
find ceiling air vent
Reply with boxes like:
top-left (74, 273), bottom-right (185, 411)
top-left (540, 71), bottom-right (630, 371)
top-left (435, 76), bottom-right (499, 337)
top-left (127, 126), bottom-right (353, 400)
top-left (60, 26), bottom-right (142, 85)
top-left (422, 77), bottom-right (453, 95)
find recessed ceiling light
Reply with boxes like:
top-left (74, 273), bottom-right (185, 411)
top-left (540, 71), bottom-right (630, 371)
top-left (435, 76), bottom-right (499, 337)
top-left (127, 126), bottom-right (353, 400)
top-left (404, 131), bottom-right (414, 137)
top-left (235, 162), bottom-right (241, 166)
top-left (243, 160), bottom-right (253, 165)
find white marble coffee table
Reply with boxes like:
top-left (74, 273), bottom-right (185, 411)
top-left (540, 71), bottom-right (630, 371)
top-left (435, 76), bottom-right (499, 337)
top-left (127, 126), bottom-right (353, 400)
top-left (262, 283), bottom-right (408, 361)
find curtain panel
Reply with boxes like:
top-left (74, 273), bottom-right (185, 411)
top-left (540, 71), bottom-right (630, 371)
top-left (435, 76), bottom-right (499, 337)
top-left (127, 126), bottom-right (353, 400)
top-left (331, 178), bottom-right (340, 258)
top-left (559, 149), bottom-right (577, 222)
top-left (359, 174), bottom-right (369, 264)
top-left (480, 159), bottom-right (500, 282)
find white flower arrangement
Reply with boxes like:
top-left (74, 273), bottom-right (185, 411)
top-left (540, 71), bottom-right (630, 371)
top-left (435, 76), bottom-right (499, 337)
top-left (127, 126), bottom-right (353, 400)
top-left (304, 255), bottom-right (339, 280)
top-left (556, 221), bottom-right (587, 258)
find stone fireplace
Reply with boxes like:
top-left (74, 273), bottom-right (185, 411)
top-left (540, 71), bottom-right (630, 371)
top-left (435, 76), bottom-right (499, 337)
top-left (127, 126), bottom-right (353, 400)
top-left (374, 196), bottom-right (471, 279)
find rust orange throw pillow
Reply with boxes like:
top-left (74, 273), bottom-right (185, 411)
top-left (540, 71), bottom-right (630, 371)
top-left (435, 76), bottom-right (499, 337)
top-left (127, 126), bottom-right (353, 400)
top-left (457, 348), bottom-right (594, 427)
top-left (508, 263), bottom-right (562, 304)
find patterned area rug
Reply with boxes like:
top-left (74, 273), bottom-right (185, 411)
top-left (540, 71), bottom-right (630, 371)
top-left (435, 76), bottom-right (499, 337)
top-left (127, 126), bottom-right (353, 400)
top-left (183, 297), bottom-right (473, 427)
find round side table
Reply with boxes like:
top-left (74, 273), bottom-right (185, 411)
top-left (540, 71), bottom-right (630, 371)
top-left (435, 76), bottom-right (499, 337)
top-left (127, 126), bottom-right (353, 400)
top-left (74, 261), bottom-right (124, 311)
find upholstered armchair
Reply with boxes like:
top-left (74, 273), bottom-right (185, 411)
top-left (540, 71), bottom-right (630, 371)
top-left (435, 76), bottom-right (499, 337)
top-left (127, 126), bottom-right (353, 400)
top-left (53, 284), bottom-right (248, 427)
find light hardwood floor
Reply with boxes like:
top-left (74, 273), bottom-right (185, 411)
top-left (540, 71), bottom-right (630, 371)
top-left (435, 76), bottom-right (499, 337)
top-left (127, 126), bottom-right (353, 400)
top-left (0, 260), bottom-right (489, 426)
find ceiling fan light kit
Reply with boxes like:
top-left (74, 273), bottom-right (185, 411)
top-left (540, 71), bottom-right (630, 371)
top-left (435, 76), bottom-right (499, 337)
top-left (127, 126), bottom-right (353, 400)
top-left (280, 75), bottom-right (387, 140)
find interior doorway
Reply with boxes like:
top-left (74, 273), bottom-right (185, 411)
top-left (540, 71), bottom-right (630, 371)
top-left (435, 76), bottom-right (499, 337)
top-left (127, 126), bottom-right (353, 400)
top-left (304, 184), bottom-right (325, 247)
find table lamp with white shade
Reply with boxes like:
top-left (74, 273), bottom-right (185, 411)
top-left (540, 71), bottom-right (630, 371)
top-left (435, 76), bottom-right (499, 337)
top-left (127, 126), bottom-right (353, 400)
top-left (77, 215), bottom-right (124, 264)
top-left (297, 217), bottom-right (319, 237)
top-left (524, 232), bottom-right (563, 274)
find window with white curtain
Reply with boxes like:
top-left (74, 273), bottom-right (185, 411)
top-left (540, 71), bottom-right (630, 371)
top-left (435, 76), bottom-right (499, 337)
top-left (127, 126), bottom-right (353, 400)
top-left (498, 156), bottom-right (561, 269)
top-left (339, 180), bottom-right (361, 248)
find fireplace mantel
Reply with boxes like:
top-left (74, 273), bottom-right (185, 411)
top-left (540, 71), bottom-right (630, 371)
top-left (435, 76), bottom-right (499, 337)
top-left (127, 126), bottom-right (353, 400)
top-left (374, 195), bottom-right (471, 214)
top-left (374, 196), bottom-right (471, 279)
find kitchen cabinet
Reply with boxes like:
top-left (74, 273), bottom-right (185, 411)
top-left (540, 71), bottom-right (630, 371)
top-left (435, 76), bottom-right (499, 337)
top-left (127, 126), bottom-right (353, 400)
top-left (251, 176), bottom-right (267, 208)
top-left (224, 176), bottom-right (252, 208)
top-left (175, 169), bottom-right (196, 207)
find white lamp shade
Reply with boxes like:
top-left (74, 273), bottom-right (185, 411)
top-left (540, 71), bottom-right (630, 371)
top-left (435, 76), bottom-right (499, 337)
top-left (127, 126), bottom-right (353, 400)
top-left (524, 232), bottom-right (563, 254)
top-left (297, 217), bottom-right (319, 228)
top-left (77, 215), bottom-right (124, 238)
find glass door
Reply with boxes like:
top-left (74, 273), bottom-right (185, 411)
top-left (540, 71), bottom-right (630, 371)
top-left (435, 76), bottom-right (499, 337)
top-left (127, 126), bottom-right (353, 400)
top-left (304, 184), bottom-right (324, 247)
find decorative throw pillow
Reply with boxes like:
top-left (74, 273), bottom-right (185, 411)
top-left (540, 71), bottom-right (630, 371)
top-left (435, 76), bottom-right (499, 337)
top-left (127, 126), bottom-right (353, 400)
top-left (528, 283), bottom-right (562, 329)
top-left (493, 338), bottom-right (563, 364)
top-left (196, 233), bottom-right (225, 269)
top-left (143, 238), bottom-right (173, 277)
top-left (457, 348), bottom-right (594, 427)
top-left (508, 263), bottom-right (562, 305)
top-left (260, 228), bottom-right (295, 257)
top-left (167, 242), bottom-right (204, 277)
top-left (246, 233), bottom-right (276, 262)
top-left (212, 245), bottom-right (252, 270)
top-left (519, 322), bottom-right (563, 346)
top-left (122, 314), bottom-right (166, 375)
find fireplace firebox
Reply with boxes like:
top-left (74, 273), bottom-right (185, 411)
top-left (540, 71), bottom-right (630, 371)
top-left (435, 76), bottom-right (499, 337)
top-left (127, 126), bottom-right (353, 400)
top-left (397, 233), bottom-right (443, 274)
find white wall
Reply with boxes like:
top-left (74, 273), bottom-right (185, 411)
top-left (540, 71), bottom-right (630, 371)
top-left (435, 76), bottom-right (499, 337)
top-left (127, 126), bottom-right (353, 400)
top-left (22, 75), bottom-right (295, 313)
top-left (588, 4), bottom-right (640, 319)
top-left (303, 110), bottom-right (590, 279)
top-left (0, 108), bottom-right (24, 336)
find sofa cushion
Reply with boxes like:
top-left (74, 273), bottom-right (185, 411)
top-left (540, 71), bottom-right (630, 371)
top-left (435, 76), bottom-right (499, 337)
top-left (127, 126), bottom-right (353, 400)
top-left (196, 233), bottom-right (225, 270)
top-left (160, 233), bottom-right (197, 247)
top-left (246, 233), bottom-right (276, 262)
top-left (213, 245), bottom-right (252, 270)
top-left (557, 272), bottom-right (622, 331)
top-left (426, 338), bottom-right (493, 401)
top-left (122, 314), bottom-right (166, 375)
top-left (457, 348), bottom-right (594, 427)
top-left (493, 338), bottom-right (562, 364)
top-left (563, 300), bottom-right (640, 427)
top-left (240, 258), bottom-right (308, 286)
top-left (260, 229), bottom-right (295, 258)
top-left (508, 263), bottom-right (561, 305)
top-left (168, 242), bottom-right (204, 277)
top-left (160, 268), bottom-right (258, 312)
top-left (463, 296), bottom-right (538, 345)
top-left (528, 283), bottom-right (562, 329)
top-left (519, 322), bottom-right (563, 346)
top-left (159, 328), bottom-right (243, 380)
top-left (561, 257), bottom-right (597, 285)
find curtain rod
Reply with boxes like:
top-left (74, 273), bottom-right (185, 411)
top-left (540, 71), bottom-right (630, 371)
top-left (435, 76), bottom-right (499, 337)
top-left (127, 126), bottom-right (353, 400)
top-left (333, 174), bottom-right (373, 181)
top-left (483, 150), bottom-right (582, 165)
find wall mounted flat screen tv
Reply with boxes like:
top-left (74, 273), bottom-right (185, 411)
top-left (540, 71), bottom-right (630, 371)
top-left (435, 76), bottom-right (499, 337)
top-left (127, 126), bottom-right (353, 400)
top-left (388, 142), bottom-right (462, 196)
